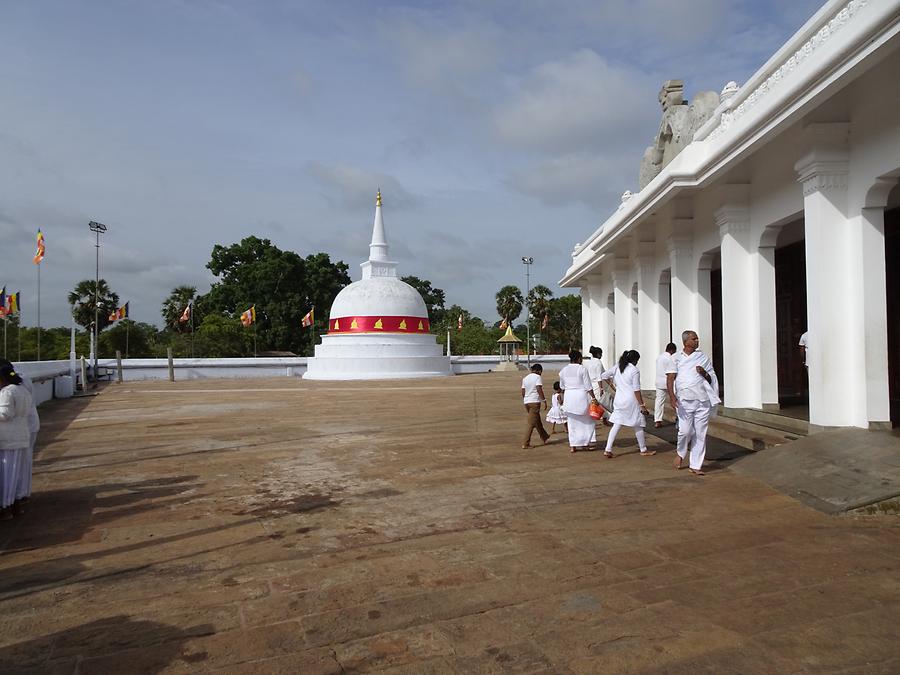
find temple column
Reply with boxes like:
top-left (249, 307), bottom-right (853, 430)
top-left (611, 260), bottom-right (633, 357)
top-left (795, 123), bottom-right (858, 427)
top-left (667, 228), bottom-right (695, 342)
top-left (579, 284), bottom-right (591, 353)
top-left (716, 198), bottom-right (762, 408)
top-left (635, 250), bottom-right (659, 385)
top-left (588, 275), bottom-right (613, 361)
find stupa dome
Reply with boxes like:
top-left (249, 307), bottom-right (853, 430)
top-left (330, 277), bottom-right (427, 322)
top-left (303, 190), bottom-right (451, 379)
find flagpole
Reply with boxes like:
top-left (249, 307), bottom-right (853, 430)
top-left (37, 263), bottom-right (41, 361)
top-left (126, 321), bottom-right (130, 359)
top-left (3, 316), bottom-right (6, 360)
top-left (190, 302), bottom-right (195, 358)
top-left (253, 323), bottom-right (257, 358)
top-left (17, 319), bottom-right (21, 361)
top-left (311, 306), bottom-right (316, 356)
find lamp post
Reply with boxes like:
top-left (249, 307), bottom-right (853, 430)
top-left (521, 256), bottom-right (533, 367)
top-left (88, 221), bottom-right (107, 382)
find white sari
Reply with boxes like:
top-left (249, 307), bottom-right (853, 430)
top-left (559, 363), bottom-right (596, 447)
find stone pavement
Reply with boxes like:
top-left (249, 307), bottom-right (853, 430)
top-left (0, 371), bottom-right (898, 674)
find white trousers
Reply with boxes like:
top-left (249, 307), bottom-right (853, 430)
top-left (604, 424), bottom-right (647, 454)
top-left (654, 388), bottom-right (668, 423)
top-left (16, 432), bottom-right (37, 500)
top-left (676, 399), bottom-right (711, 471)
top-left (0, 448), bottom-right (23, 508)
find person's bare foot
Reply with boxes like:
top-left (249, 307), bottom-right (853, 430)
top-left (654, 421), bottom-right (662, 428)
top-left (570, 447), bottom-right (578, 453)
top-left (543, 438), bottom-right (552, 445)
top-left (522, 444), bottom-right (531, 449)
top-left (673, 455), bottom-right (684, 470)
top-left (604, 450), bottom-right (614, 458)
top-left (640, 450), bottom-right (657, 456)
top-left (689, 468), bottom-right (705, 476)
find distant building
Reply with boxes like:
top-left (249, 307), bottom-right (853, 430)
top-left (560, 0), bottom-right (900, 429)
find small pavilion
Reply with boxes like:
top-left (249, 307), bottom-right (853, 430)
top-left (495, 326), bottom-right (523, 372)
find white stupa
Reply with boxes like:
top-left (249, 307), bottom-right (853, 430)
top-left (303, 191), bottom-right (452, 380)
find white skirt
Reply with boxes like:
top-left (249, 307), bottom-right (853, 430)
top-left (0, 448), bottom-right (24, 508)
top-left (566, 413), bottom-right (595, 448)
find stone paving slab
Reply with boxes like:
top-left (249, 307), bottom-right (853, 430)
top-left (730, 427), bottom-right (900, 513)
top-left (0, 371), bottom-right (898, 673)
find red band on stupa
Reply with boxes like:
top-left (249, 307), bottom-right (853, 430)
top-left (329, 316), bottom-right (430, 334)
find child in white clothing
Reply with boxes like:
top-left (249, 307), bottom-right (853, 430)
top-left (545, 382), bottom-right (567, 434)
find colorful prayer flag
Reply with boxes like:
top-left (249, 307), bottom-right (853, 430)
top-left (179, 304), bottom-right (191, 323)
top-left (240, 305), bottom-right (256, 327)
top-left (301, 308), bottom-right (314, 328)
top-left (118, 302), bottom-right (129, 320)
top-left (499, 317), bottom-right (508, 330)
top-left (541, 314), bottom-right (549, 330)
top-left (108, 310), bottom-right (118, 322)
top-left (0, 287), bottom-right (5, 317)
top-left (7, 292), bottom-right (19, 315)
top-left (33, 229), bottom-right (45, 265)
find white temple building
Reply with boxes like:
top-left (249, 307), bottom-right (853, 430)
top-left (304, 191), bottom-right (452, 380)
top-left (560, 0), bottom-right (900, 430)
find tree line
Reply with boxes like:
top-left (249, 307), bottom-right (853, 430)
top-left (5, 237), bottom-right (581, 359)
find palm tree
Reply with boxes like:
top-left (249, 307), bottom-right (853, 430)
top-left (162, 285), bottom-right (198, 331)
top-left (526, 284), bottom-right (554, 352)
top-left (495, 285), bottom-right (524, 324)
top-left (68, 279), bottom-right (120, 332)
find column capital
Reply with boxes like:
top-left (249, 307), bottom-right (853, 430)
top-left (794, 123), bottom-right (849, 198)
top-left (667, 235), bottom-right (692, 259)
top-left (715, 204), bottom-right (751, 240)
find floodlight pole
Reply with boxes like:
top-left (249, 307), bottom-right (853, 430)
top-left (522, 256), bottom-right (533, 368)
top-left (89, 221), bottom-right (107, 382)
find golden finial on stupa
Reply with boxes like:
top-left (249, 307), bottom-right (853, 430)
top-left (376, 189), bottom-right (382, 207)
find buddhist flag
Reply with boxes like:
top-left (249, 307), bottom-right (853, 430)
top-left (541, 313), bottom-right (549, 330)
top-left (33, 229), bottom-right (45, 264)
top-left (179, 303), bottom-right (191, 323)
top-left (108, 310), bottom-right (118, 322)
top-left (457, 313), bottom-right (463, 332)
top-left (117, 302), bottom-right (129, 320)
top-left (0, 287), bottom-right (5, 317)
top-left (240, 305), bottom-right (256, 327)
top-left (7, 292), bottom-right (20, 315)
top-left (499, 317), bottom-right (508, 330)
top-left (301, 308), bottom-right (314, 328)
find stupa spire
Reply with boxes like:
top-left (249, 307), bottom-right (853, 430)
top-left (361, 189), bottom-right (397, 279)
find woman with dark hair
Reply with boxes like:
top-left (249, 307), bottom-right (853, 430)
top-left (599, 350), bottom-right (652, 458)
top-left (558, 349), bottom-right (596, 452)
top-left (0, 362), bottom-right (33, 519)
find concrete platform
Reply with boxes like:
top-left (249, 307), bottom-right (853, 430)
top-left (730, 428), bottom-right (900, 514)
top-left (1, 372), bottom-right (898, 673)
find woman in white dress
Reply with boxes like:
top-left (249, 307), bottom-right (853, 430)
top-left (558, 350), bottom-right (597, 452)
top-left (600, 350), bottom-right (653, 459)
top-left (0, 363), bottom-right (33, 520)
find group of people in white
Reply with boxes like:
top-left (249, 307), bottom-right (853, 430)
top-left (521, 330), bottom-right (720, 476)
top-left (0, 359), bottom-right (39, 519)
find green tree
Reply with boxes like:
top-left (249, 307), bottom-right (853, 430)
top-left (99, 320), bottom-right (158, 358)
top-left (200, 237), bottom-right (350, 355)
top-left (67, 279), bottom-right (120, 332)
top-left (162, 285), bottom-right (198, 331)
top-left (546, 294), bottom-right (582, 352)
top-left (495, 285), bottom-right (524, 324)
top-left (194, 312), bottom-right (252, 357)
top-left (401, 276), bottom-right (446, 322)
top-left (526, 285), bottom-right (554, 353)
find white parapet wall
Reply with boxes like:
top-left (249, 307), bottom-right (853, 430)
top-left (10, 354), bottom-right (573, 407)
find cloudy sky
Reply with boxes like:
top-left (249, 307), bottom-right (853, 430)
top-left (1, 0), bottom-right (823, 329)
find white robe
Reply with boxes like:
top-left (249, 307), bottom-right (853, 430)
top-left (602, 363), bottom-right (645, 428)
top-left (559, 363), bottom-right (595, 447)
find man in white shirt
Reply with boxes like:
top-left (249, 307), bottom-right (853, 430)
top-left (521, 363), bottom-right (550, 448)
top-left (666, 330), bottom-right (719, 476)
top-left (586, 346), bottom-right (612, 426)
top-left (653, 343), bottom-right (678, 427)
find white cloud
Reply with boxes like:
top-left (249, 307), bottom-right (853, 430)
top-left (493, 50), bottom-right (657, 155)
top-left (306, 162), bottom-right (417, 210)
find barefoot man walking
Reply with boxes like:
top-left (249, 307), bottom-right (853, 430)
top-left (666, 330), bottom-right (720, 476)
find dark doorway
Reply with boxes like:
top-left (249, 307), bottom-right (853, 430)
top-left (775, 239), bottom-right (808, 405)
top-left (886, 207), bottom-right (899, 425)
top-left (711, 267), bottom-right (724, 397)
